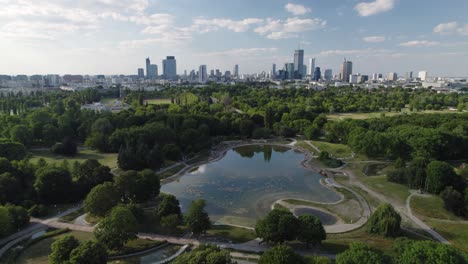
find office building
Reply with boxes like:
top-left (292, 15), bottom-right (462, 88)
top-left (272, 64), bottom-right (276, 78)
top-left (163, 56), bottom-right (177, 80)
top-left (388, 72), bottom-right (398, 81)
top-left (234, 64), bottom-right (239, 77)
top-left (199, 65), bottom-right (207, 83)
top-left (349, 74), bottom-right (359, 84)
top-left (324, 69), bottom-right (333, 81)
top-left (145, 57), bottom-right (151, 79)
top-left (418, 71), bottom-right (428, 81)
top-left (340, 59), bottom-right (353, 82)
top-left (308, 58), bottom-right (315, 76)
top-left (138, 68), bottom-right (144, 78)
top-left (302, 65), bottom-right (307, 79)
top-left (313, 67), bottom-right (321, 81)
top-left (294, 49), bottom-right (304, 79)
top-left (147, 64), bottom-right (158, 79)
top-left (405, 71), bottom-right (413, 80)
top-left (285, 63), bottom-right (295, 80)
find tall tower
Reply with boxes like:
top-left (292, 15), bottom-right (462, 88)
top-left (234, 64), bottom-right (239, 77)
top-left (294, 49), bottom-right (304, 79)
top-left (308, 58), bottom-right (315, 76)
top-left (163, 56), bottom-right (177, 80)
top-left (199, 65), bottom-right (207, 83)
top-left (145, 58), bottom-right (150, 79)
top-left (272, 64), bottom-right (276, 77)
top-left (340, 59), bottom-right (353, 82)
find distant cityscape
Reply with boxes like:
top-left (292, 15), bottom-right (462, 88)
top-left (1, 48), bottom-right (467, 94)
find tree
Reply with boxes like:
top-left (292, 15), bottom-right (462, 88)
top-left (49, 235), bottom-right (80, 264)
top-left (114, 170), bottom-right (160, 203)
top-left (441, 187), bottom-right (465, 216)
top-left (396, 239), bottom-right (467, 264)
top-left (367, 203), bottom-right (401, 237)
top-left (426, 161), bottom-right (458, 194)
top-left (162, 144), bottom-right (182, 161)
top-left (297, 215), bottom-right (326, 248)
top-left (6, 205), bottom-right (30, 230)
top-left (84, 182), bottom-right (119, 217)
top-left (157, 194), bottom-right (182, 218)
top-left (336, 242), bottom-right (385, 264)
top-left (74, 159), bottom-right (113, 192)
top-left (0, 206), bottom-right (12, 238)
top-left (0, 172), bottom-right (21, 204)
top-left (94, 206), bottom-right (138, 250)
top-left (185, 199), bottom-right (211, 236)
top-left (0, 141), bottom-right (27, 161)
top-left (255, 209), bottom-right (299, 244)
top-left (51, 137), bottom-right (77, 156)
top-left (34, 166), bottom-right (73, 204)
top-left (69, 240), bottom-right (108, 264)
top-left (172, 244), bottom-right (233, 264)
top-left (258, 245), bottom-right (306, 264)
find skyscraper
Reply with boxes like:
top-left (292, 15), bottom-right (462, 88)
top-left (340, 59), bottom-right (353, 82)
top-left (307, 58), bottom-right (315, 76)
top-left (324, 69), bottom-right (333, 81)
top-left (313, 67), bottom-right (321, 81)
top-left (285, 63), bottom-right (295, 80)
top-left (145, 58), bottom-right (151, 79)
top-left (147, 64), bottom-right (158, 79)
top-left (163, 56), bottom-right (177, 80)
top-left (388, 72), bottom-right (398, 81)
top-left (294, 49), bottom-right (304, 79)
top-left (418, 71), bottom-right (427, 81)
top-left (199, 65), bottom-right (207, 83)
top-left (272, 64), bottom-right (276, 78)
top-left (234, 64), bottom-right (239, 77)
top-left (138, 68), bottom-right (144, 78)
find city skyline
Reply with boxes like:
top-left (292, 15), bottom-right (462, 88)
top-left (1, 0), bottom-right (468, 76)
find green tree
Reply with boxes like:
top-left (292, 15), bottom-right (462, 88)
top-left (114, 170), bottom-right (160, 203)
top-left (0, 206), bottom-right (12, 238)
top-left (94, 206), bottom-right (138, 250)
top-left (258, 245), bottom-right (306, 264)
top-left (34, 166), bottom-right (73, 204)
top-left (441, 187), bottom-right (466, 216)
top-left (84, 182), bottom-right (119, 217)
top-left (157, 194), bottom-right (182, 218)
top-left (185, 199), bottom-right (211, 236)
top-left (396, 239), bottom-right (467, 264)
top-left (0, 172), bottom-right (21, 204)
top-left (367, 203), bottom-right (401, 237)
top-left (49, 235), bottom-right (80, 264)
top-left (426, 161), bottom-right (458, 194)
top-left (336, 242), bottom-right (385, 264)
top-left (255, 209), bottom-right (299, 244)
top-left (297, 215), bottom-right (326, 248)
top-left (69, 240), bottom-right (108, 264)
top-left (172, 244), bottom-right (233, 264)
top-left (6, 205), bottom-right (30, 230)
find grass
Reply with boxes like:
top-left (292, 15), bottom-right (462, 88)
top-left (158, 164), bottom-right (186, 180)
top-left (84, 214), bottom-right (101, 225)
top-left (206, 225), bottom-right (256, 243)
top-left (108, 239), bottom-right (166, 257)
top-left (144, 98), bottom-right (173, 105)
top-left (363, 163), bottom-right (393, 177)
top-left (326, 109), bottom-right (460, 121)
top-left (410, 195), bottom-right (463, 221)
top-left (295, 140), bottom-right (318, 155)
top-left (16, 231), bottom-right (93, 264)
top-left (311, 141), bottom-right (353, 158)
top-left (186, 150), bottom-right (211, 165)
top-left (360, 176), bottom-right (410, 205)
top-left (29, 149), bottom-right (118, 169)
top-left (425, 220), bottom-right (468, 253)
top-left (59, 208), bottom-right (85, 223)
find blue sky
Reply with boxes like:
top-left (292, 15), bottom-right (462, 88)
top-left (1, 0), bottom-right (468, 77)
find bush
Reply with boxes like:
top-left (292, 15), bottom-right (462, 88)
top-left (252, 128), bottom-right (272, 139)
top-left (367, 203), bottom-right (401, 237)
top-left (28, 204), bottom-right (48, 217)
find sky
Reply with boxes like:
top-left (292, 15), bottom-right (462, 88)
top-left (1, 0), bottom-right (468, 77)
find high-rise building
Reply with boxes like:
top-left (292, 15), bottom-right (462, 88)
top-left (294, 49), bottom-right (304, 79)
top-left (405, 71), bottom-right (413, 80)
top-left (313, 67), bottom-right (321, 81)
top-left (302, 65), bottom-right (307, 79)
top-left (162, 56), bottom-right (177, 80)
top-left (349, 74), bottom-right (359, 84)
top-left (418, 71), bottom-right (427, 81)
top-left (388, 72), bottom-right (398, 81)
top-left (307, 58), bottom-right (315, 76)
top-left (272, 64), bottom-right (276, 78)
top-left (138, 68), bottom-right (144, 78)
top-left (145, 58), bottom-right (151, 79)
top-left (324, 69), bottom-right (333, 81)
top-left (199, 65), bottom-right (207, 83)
top-left (234, 64), bottom-right (239, 77)
top-left (285, 63), bottom-right (295, 80)
top-left (340, 59), bottom-right (353, 82)
top-left (147, 64), bottom-right (158, 79)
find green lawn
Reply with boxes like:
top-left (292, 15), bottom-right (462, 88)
top-left (295, 141), bottom-right (318, 155)
top-left (425, 220), bottom-right (468, 253)
top-left (144, 98), bottom-right (173, 105)
top-left (326, 109), bottom-right (460, 121)
top-left (29, 149), bottom-right (118, 169)
top-left (311, 141), bottom-right (353, 158)
top-left (59, 208), bottom-right (85, 223)
top-left (206, 225), bottom-right (256, 243)
top-left (410, 195), bottom-right (463, 221)
top-left (361, 176), bottom-right (410, 205)
top-left (158, 164), bottom-right (186, 180)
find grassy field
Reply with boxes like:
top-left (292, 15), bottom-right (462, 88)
top-left (326, 109), bottom-right (460, 121)
top-left (425, 220), bottom-right (468, 252)
top-left (158, 164), bottom-right (186, 180)
top-left (295, 140), bottom-right (319, 155)
top-left (59, 208), bottom-right (85, 223)
top-left (16, 231), bottom-right (93, 264)
top-left (145, 98), bottom-right (173, 105)
top-left (29, 149), bottom-right (118, 169)
top-left (360, 176), bottom-right (410, 205)
top-left (410, 195), bottom-right (463, 221)
top-left (206, 225), bottom-right (256, 243)
top-left (311, 141), bottom-right (353, 158)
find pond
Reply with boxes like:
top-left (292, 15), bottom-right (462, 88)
top-left (161, 145), bottom-right (341, 227)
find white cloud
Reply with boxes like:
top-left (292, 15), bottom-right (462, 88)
top-left (96, 0), bottom-right (149, 13)
top-left (192, 18), bottom-right (264, 33)
top-left (355, 0), bottom-right (395, 17)
top-left (284, 3), bottom-right (311, 15)
top-left (399, 40), bottom-right (440, 47)
top-left (433, 22), bottom-right (458, 34)
top-left (457, 24), bottom-right (468, 36)
top-left (255, 17), bottom-right (326, 39)
top-left (363, 36), bottom-right (385, 43)
top-left (0, 20), bottom-right (96, 40)
top-left (204, 48), bottom-right (278, 57)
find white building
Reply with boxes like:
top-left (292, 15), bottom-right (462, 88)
top-left (349, 74), bottom-right (359, 84)
top-left (418, 71), bottom-right (428, 81)
top-left (388, 72), bottom-right (398, 81)
top-left (307, 58), bottom-right (315, 76)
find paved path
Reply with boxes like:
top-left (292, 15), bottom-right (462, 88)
top-left (406, 192), bottom-right (450, 244)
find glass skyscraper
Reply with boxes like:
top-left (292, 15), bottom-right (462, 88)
top-left (163, 56), bottom-right (177, 80)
